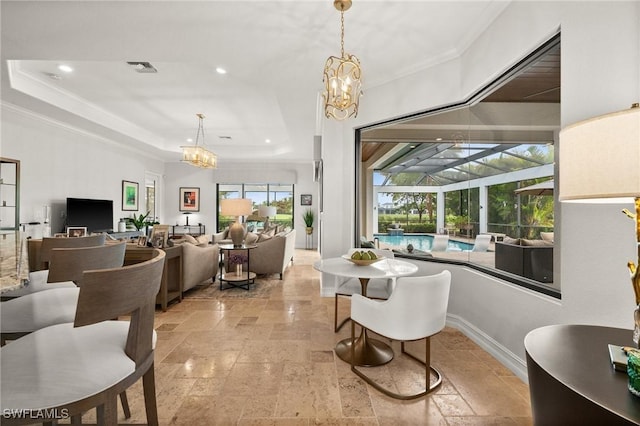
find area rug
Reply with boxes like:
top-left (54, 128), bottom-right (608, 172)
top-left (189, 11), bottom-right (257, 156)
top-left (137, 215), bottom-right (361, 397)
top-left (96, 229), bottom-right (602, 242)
top-left (183, 276), bottom-right (280, 300)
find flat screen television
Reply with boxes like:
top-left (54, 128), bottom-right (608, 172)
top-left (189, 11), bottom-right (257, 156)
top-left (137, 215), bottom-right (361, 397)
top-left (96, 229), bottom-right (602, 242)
top-left (66, 197), bottom-right (114, 233)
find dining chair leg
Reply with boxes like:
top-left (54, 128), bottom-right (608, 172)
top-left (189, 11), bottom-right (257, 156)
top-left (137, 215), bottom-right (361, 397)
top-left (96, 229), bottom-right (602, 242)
top-left (334, 294), bottom-right (350, 332)
top-left (143, 363), bottom-right (159, 426)
top-left (96, 395), bottom-right (117, 426)
top-left (119, 391), bottom-right (131, 418)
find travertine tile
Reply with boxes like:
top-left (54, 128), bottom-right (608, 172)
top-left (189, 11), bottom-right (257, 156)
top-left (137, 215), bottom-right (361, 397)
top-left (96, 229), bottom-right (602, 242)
top-left (139, 248), bottom-right (532, 425)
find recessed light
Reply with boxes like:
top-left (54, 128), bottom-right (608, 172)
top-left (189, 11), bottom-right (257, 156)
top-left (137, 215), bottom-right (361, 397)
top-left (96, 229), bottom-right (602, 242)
top-left (215, 67), bottom-right (227, 75)
top-left (265, 139), bottom-right (271, 143)
top-left (435, 137), bottom-right (443, 141)
top-left (58, 64), bottom-right (73, 73)
top-left (186, 138), bottom-right (193, 142)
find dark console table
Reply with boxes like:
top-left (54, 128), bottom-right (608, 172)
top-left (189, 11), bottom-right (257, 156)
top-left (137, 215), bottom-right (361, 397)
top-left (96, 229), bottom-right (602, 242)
top-left (525, 324), bottom-right (640, 425)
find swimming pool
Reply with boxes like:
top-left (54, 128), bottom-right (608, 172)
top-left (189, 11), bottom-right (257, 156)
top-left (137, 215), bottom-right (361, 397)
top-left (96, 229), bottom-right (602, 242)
top-left (374, 234), bottom-right (474, 251)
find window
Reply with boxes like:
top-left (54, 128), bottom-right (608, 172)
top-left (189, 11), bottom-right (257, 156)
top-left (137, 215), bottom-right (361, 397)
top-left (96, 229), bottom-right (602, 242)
top-left (357, 35), bottom-right (559, 294)
top-left (217, 183), bottom-right (294, 232)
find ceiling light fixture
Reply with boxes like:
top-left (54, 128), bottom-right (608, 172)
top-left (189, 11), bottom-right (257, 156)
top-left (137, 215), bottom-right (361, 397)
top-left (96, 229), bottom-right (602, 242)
top-left (181, 113), bottom-right (217, 169)
top-left (322, 0), bottom-right (362, 120)
top-left (58, 64), bottom-right (73, 73)
top-left (215, 67), bottom-right (227, 74)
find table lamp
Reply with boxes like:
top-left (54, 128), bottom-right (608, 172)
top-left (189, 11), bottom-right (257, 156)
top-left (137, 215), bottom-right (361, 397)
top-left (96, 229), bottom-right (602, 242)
top-left (258, 205), bottom-right (277, 228)
top-left (220, 198), bottom-right (252, 247)
top-left (559, 103), bottom-right (640, 343)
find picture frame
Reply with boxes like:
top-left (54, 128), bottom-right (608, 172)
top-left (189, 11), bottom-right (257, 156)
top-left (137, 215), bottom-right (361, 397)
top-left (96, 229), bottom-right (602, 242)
top-left (149, 224), bottom-right (170, 248)
top-left (300, 194), bottom-right (312, 206)
top-left (67, 226), bottom-right (87, 238)
top-left (137, 235), bottom-right (148, 247)
top-left (122, 180), bottom-right (139, 211)
top-left (179, 187), bottom-right (200, 212)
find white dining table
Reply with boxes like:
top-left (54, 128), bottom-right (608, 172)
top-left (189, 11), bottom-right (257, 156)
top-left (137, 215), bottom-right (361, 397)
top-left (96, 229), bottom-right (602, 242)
top-left (314, 256), bottom-right (418, 367)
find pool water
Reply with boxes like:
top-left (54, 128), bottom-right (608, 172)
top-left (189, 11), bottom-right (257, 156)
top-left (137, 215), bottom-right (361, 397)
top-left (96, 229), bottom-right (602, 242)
top-left (374, 234), bottom-right (474, 251)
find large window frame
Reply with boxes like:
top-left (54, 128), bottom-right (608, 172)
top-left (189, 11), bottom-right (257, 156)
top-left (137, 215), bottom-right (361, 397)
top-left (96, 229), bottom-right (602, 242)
top-left (355, 34), bottom-right (560, 299)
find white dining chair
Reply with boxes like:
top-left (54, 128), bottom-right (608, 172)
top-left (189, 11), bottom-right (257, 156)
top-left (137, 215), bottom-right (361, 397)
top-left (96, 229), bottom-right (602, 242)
top-left (0, 249), bottom-right (165, 426)
top-left (350, 271), bottom-right (451, 399)
top-left (334, 248), bottom-right (395, 332)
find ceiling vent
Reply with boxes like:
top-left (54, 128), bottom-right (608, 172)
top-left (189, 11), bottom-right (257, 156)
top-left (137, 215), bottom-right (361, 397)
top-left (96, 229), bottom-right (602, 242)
top-left (127, 62), bottom-right (157, 73)
top-left (218, 136), bottom-right (232, 141)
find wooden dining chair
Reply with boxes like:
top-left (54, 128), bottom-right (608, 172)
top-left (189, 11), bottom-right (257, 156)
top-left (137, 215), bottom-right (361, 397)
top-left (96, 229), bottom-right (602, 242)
top-left (349, 271), bottom-right (451, 399)
top-left (4, 234), bottom-right (108, 299)
top-left (1, 241), bottom-right (127, 344)
top-left (0, 249), bottom-right (165, 426)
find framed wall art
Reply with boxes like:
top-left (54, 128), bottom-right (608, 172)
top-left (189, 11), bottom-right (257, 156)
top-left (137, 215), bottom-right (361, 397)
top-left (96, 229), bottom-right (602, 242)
top-left (300, 194), bottom-right (312, 206)
top-left (122, 180), bottom-right (139, 211)
top-left (179, 187), bottom-right (200, 212)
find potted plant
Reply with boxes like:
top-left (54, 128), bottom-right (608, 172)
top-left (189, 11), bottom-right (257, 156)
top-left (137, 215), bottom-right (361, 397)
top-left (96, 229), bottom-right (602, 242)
top-left (127, 211), bottom-right (150, 231)
top-left (302, 208), bottom-right (315, 235)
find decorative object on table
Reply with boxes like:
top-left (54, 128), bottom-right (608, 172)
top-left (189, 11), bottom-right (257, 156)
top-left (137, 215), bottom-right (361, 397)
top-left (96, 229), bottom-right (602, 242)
top-left (229, 253), bottom-right (247, 275)
top-left (559, 103), bottom-right (640, 346)
top-left (66, 226), bottom-right (87, 237)
top-left (118, 219), bottom-right (127, 233)
top-left (181, 113), bottom-right (217, 169)
top-left (302, 208), bottom-right (315, 235)
top-left (121, 180), bottom-right (139, 211)
top-left (342, 251), bottom-right (383, 266)
top-left (137, 235), bottom-right (148, 247)
top-left (300, 194), bottom-right (312, 206)
top-left (220, 198), bottom-right (252, 247)
top-left (179, 187), bottom-right (200, 212)
top-left (407, 244), bottom-right (414, 253)
top-left (322, 0), bottom-right (363, 120)
top-left (183, 212), bottom-right (192, 225)
top-left (628, 347), bottom-right (640, 396)
top-left (149, 224), bottom-right (170, 248)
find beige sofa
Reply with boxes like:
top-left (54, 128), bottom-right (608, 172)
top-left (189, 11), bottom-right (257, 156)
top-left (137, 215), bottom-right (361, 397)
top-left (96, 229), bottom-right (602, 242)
top-left (172, 235), bottom-right (220, 292)
top-left (223, 229), bottom-right (296, 279)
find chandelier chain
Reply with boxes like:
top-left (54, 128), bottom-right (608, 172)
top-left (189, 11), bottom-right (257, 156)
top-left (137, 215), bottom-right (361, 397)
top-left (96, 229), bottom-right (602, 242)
top-left (340, 10), bottom-right (345, 59)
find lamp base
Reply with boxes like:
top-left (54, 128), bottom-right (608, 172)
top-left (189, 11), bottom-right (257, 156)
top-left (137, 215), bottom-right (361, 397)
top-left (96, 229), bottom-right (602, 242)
top-left (229, 221), bottom-right (244, 247)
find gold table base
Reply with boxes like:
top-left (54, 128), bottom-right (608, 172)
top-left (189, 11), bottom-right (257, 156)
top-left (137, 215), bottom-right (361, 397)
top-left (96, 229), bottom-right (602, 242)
top-left (335, 329), bottom-right (394, 367)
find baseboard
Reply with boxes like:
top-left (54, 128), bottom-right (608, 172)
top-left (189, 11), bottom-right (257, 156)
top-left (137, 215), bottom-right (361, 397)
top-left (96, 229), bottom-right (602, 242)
top-left (446, 313), bottom-right (528, 383)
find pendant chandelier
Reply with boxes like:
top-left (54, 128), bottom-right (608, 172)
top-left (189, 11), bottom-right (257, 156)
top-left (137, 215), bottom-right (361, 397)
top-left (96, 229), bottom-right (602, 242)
top-left (181, 113), bottom-right (217, 169)
top-left (322, 0), bottom-right (363, 120)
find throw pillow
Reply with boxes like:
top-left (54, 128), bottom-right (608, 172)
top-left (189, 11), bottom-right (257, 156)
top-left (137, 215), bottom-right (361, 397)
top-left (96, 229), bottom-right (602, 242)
top-left (257, 233), bottom-right (273, 243)
top-left (521, 238), bottom-right (552, 246)
top-left (245, 232), bottom-right (259, 245)
top-left (261, 227), bottom-right (276, 238)
top-left (183, 234), bottom-right (198, 245)
top-left (502, 236), bottom-right (520, 245)
top-left (196, 234), bottom-right (211, 245)
top-left (540, 232), bottom-right (554, 243)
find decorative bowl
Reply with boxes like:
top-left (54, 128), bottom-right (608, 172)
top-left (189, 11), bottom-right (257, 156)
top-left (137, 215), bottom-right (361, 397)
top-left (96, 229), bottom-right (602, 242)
top-left (341, 254), bottom-right (384, 266)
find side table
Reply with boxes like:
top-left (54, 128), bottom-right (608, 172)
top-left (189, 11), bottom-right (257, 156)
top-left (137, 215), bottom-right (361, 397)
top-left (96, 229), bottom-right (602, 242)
top-left (125, 244), bottom-right (183, 311)
top-left (219, 244), bottom-right (257, 290)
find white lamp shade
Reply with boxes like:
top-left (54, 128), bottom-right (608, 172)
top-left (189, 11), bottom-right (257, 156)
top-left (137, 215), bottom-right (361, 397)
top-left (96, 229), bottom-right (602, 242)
top-left (258, 205), bottom-right (277, 218)
top-left (559, 106), bottom-right (640, 201)
top-left (220, 198), bottom-right (252, 216)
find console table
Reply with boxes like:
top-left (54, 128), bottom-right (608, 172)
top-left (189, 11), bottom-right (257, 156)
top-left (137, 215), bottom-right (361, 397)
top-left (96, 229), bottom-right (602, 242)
top-left (170, 225), bottom-right (205, 238)
top-left (525, 324), bottom-right (640, 425)
top-left (125, 244), bottom-right (183, 311)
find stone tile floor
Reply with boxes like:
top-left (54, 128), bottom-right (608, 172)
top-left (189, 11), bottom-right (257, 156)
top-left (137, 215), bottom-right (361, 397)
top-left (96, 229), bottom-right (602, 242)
top-left (117, 249), bottom-right (533, 425)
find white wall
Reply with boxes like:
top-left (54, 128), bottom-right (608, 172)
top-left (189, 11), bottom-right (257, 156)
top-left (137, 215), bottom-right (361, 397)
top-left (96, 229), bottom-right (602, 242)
top-left (163, 160), bottom-right (319, 249)
top-left (319, 1), bottom-right (640, 380)
top-left (1, 104), bottom-right (165, 234)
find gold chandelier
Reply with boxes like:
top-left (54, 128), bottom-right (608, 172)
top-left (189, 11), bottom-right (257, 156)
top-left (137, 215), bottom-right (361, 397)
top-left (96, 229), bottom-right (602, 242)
top-left (181, 113), bottom-right (217, 169)
top-left (323, 0), bottom-right (362, 120)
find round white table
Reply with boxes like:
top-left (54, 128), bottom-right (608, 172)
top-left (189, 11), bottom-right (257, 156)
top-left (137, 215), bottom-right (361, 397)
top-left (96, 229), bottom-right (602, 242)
top-left (314, 256), bottom-right (418, 366)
